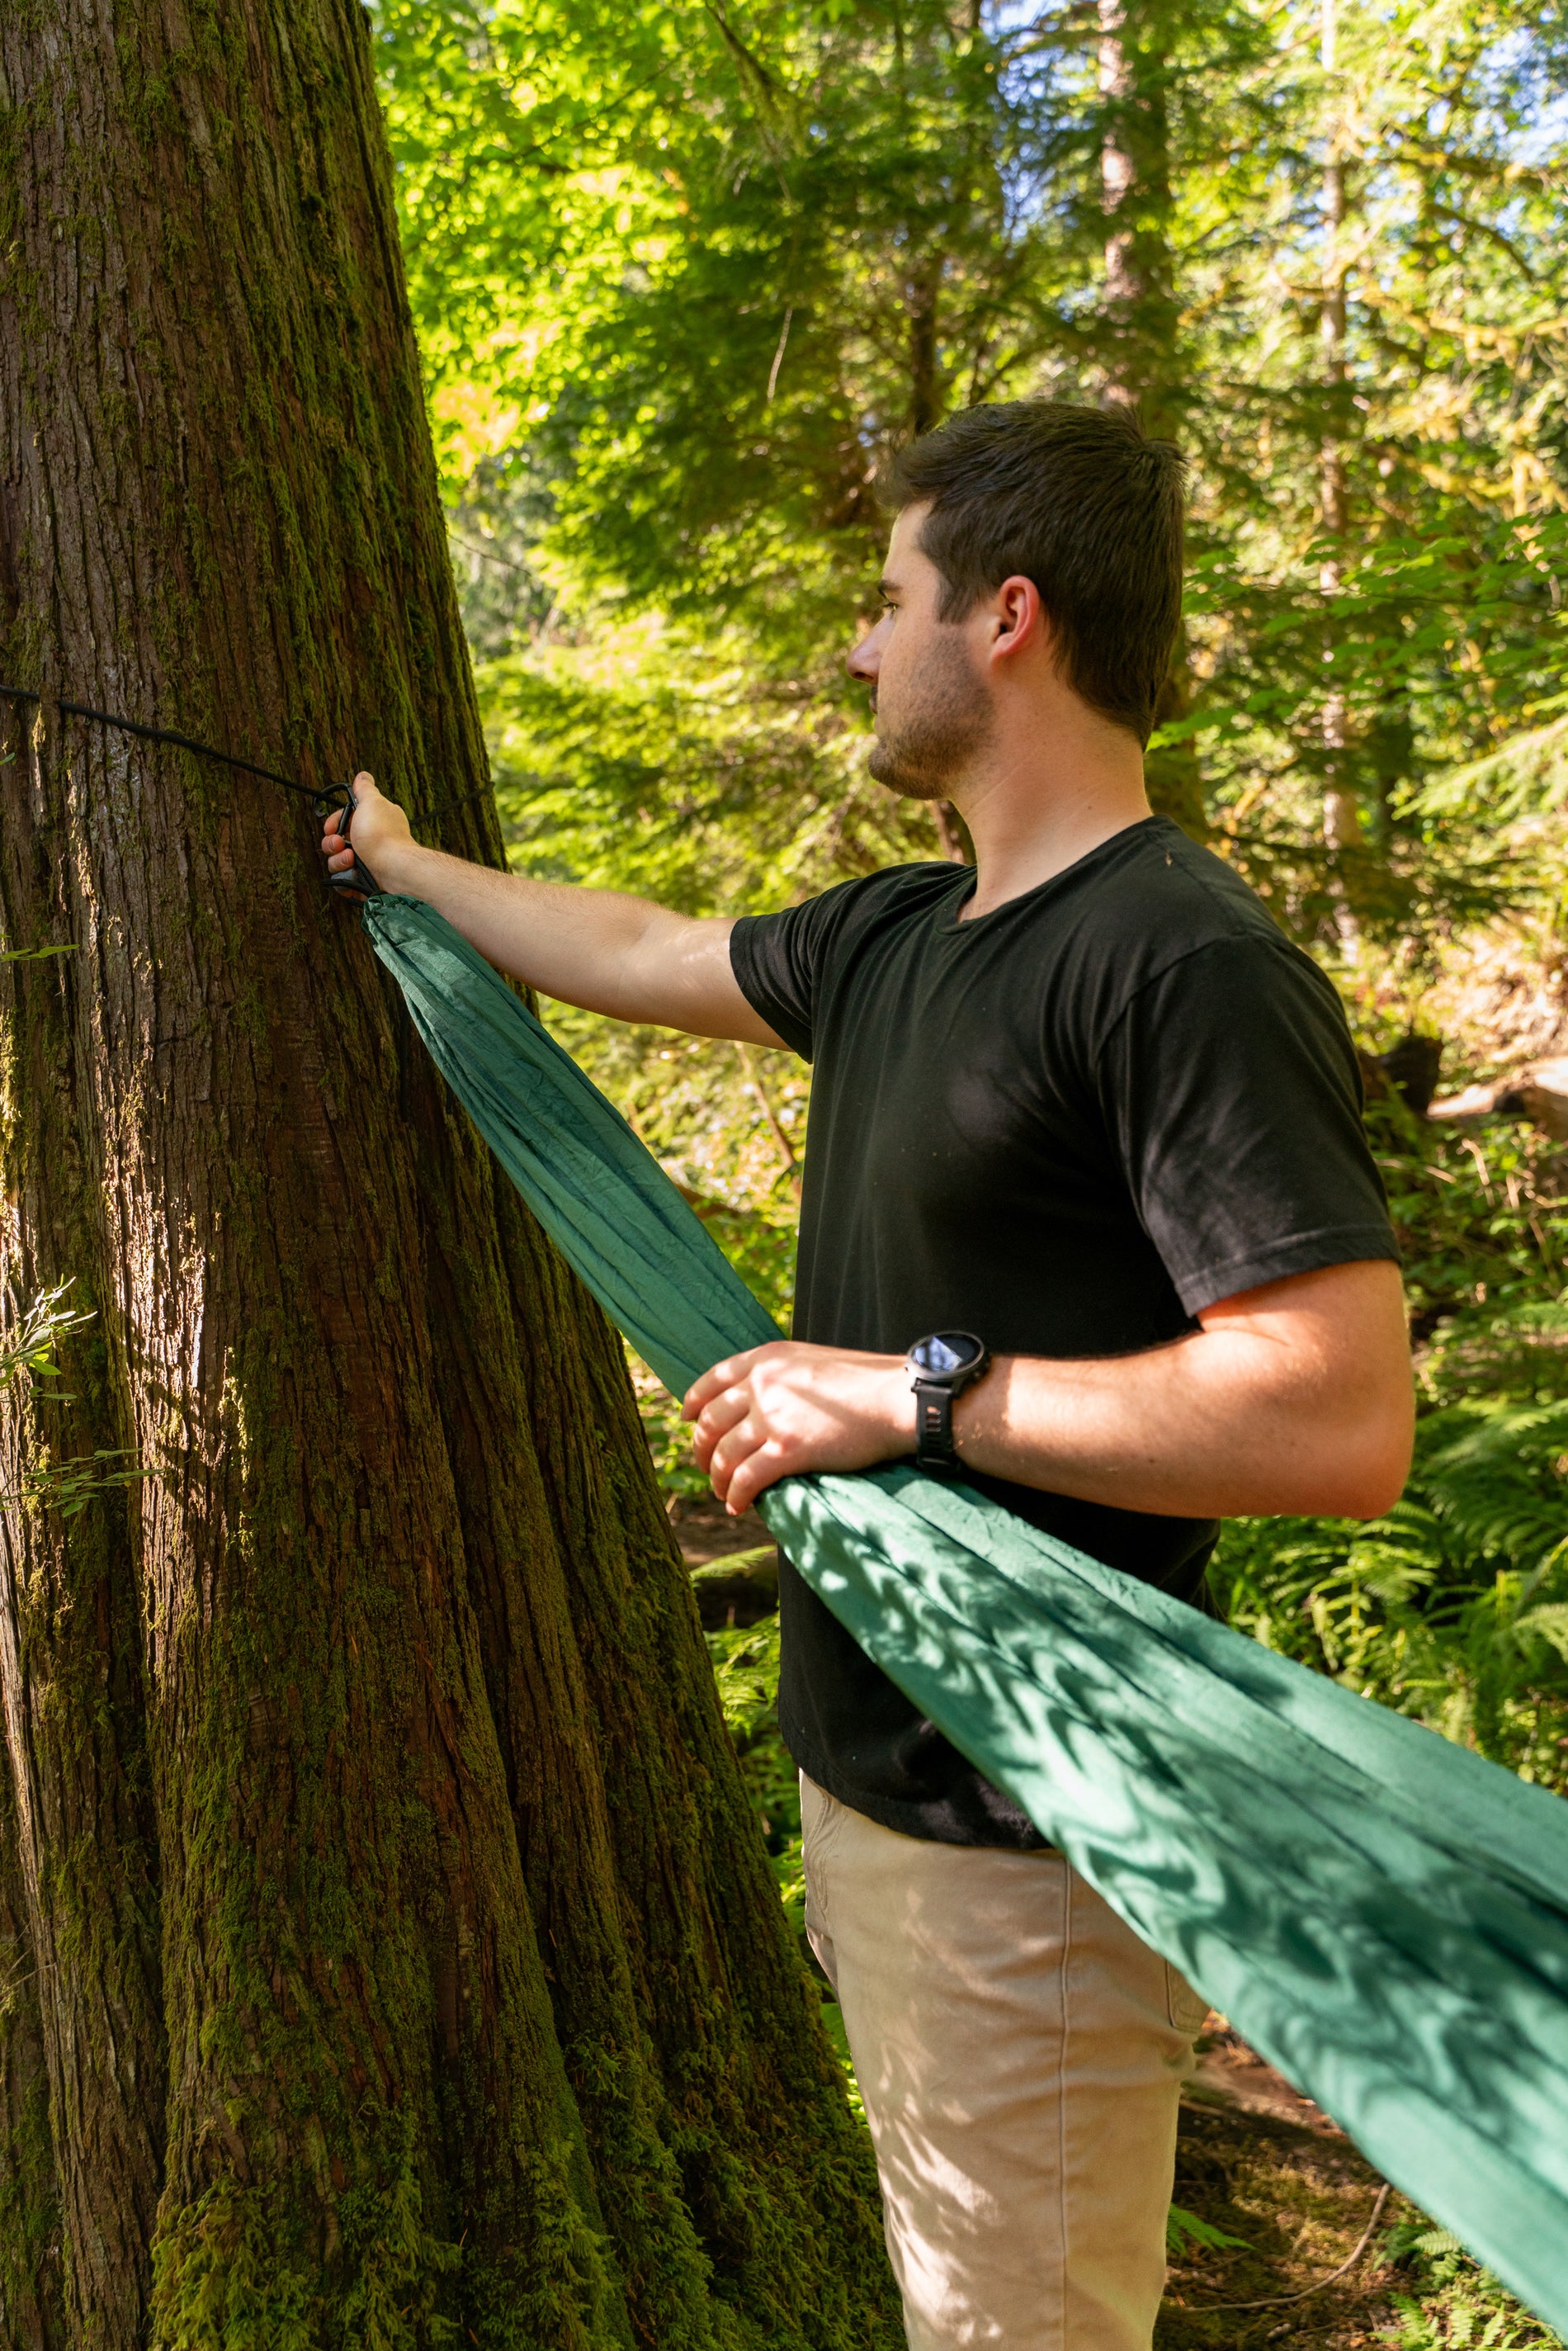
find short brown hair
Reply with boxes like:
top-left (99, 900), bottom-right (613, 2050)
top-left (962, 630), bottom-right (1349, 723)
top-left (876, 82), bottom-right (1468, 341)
top-left (889, 400), bottom-right (1185, 745)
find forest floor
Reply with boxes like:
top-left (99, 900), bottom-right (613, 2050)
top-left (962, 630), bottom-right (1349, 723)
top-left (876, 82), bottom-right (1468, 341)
top-left (1163, 2030), bottom-right (1405, 2349)
top-left (1163, 2025), bottom-right (1556, 2348)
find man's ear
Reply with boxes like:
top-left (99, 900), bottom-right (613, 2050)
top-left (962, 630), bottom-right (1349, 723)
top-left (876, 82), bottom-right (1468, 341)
top-left (990, 574), bottom-right (1048, 662)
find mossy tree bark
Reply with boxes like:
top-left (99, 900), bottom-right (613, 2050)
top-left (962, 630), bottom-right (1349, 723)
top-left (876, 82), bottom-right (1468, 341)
top-left (0, 5), bottom-right (895, 2346)
top-left (0, 1738), bottom-right (64, 2351)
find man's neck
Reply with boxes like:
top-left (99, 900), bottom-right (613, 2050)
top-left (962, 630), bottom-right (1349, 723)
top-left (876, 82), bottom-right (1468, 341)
top-left (948, 726), bottom-right (1153, 920)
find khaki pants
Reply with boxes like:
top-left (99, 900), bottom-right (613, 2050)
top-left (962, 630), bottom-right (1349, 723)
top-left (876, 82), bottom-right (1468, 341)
top-left (801, 1776), bottom-right (1206, 2351)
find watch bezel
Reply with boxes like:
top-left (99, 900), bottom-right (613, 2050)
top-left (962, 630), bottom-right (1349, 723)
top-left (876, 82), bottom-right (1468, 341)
top-left (905, 1329), bottom-right (989, 1390)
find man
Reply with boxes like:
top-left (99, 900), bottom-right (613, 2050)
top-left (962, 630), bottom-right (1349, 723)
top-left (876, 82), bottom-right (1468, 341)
top-left (324, 400), bottom-right (1413, 2350)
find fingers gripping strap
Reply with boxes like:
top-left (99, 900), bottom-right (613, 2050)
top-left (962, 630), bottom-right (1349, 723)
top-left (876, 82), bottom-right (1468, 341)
top-left (315, 783), bottom-right (382, 897)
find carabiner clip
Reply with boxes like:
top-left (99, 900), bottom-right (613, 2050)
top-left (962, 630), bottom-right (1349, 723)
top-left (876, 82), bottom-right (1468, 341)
top-left (315, 781), bottom-right (382, 899)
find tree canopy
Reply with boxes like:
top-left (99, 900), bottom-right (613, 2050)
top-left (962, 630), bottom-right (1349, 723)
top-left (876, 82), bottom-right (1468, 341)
top-left (377, 1), bottom-right (1568, 935)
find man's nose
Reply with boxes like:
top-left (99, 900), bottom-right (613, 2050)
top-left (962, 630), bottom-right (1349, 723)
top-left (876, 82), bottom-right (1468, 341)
top-left (846, 622), bottom-right (883, 680)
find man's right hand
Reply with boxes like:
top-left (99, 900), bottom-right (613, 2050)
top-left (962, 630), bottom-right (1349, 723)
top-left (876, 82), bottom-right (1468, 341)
top-left (320, 771), bottom-right (414, 897)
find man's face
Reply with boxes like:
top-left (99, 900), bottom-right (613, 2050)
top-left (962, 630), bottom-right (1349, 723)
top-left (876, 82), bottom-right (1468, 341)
top-left (848, 505), bottom-right (994, 800)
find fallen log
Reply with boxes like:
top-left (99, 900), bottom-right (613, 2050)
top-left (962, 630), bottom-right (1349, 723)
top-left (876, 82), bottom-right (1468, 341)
top-left (1427, 1055), bottom-right (1568, 1142)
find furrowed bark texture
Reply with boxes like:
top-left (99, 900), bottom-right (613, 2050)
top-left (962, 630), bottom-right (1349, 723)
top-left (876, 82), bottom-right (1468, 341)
top-left (0, 1738), bottom-right (64, 2351)
top-left (0, 5), bottom-right (895, 2345)
top-left (0, 848), bottom-right (165, 2347)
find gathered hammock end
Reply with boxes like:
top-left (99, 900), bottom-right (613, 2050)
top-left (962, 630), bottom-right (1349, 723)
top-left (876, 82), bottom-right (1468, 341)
top-left (364, 890), bottom-right (1568, 2338)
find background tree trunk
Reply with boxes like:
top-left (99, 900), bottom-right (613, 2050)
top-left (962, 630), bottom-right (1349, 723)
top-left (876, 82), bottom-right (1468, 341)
top-left (1094, 0), bottom-right (1207, 841)
top-left (1096, 0), bottom-right (1179, 436)
top-left (1318, 0), bottom-right (1361, 877)
top-left (0, 5), bottom-right (894, 2345)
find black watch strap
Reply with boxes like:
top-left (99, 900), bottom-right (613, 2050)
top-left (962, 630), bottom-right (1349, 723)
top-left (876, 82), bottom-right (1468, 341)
top-left (906, 1330), bottom-right (990, 1476)
top-left (914, 1379), bottom-right (959, 1473)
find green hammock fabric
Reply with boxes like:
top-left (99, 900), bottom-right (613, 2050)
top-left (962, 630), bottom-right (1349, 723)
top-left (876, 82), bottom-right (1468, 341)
top-left (366, 892), bottom-right (1568, 2334)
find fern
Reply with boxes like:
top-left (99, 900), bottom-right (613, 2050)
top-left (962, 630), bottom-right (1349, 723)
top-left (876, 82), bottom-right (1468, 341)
top-left (1383, 2214), bottom-right (1561, 2348)
top-left (1165, 2204), bottom-right (1249, 2258)
top-left (1212, 1317), bottom-right (1568, 1785)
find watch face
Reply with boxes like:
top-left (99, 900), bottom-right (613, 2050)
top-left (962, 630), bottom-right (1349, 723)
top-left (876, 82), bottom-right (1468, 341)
top-left (909, 1330), bottom-right (985, 1379)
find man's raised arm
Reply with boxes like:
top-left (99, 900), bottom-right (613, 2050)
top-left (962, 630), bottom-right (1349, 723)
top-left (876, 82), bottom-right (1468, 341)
top-left (321, 772), bottom-right (786, 1045)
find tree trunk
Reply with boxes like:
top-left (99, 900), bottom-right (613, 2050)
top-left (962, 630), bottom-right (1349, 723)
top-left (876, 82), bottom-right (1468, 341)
top-left (1318, 125), bottom-right (1358, 852)
top-left (1095, 0), bottom-right (1179, 438)
top-left (907, 261), bottom-right (942, 439)
top-left (0, 1738), bottom-right (64, 2351)
top-left (1317, 0), bottom-right (1363, 943)
top-left (1094, 0), bottom-right (1206, 840)
top-left (0, 6), bottom-right (894, 2345)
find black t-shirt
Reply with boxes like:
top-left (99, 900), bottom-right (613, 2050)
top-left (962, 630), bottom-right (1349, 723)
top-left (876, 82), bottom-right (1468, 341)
top-left (729, 816), bottom-right (1399, 1850)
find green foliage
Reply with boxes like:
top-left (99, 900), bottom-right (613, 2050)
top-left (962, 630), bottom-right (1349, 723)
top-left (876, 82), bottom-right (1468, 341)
top-left (1419, 718), bottom-right (1568, 829)
top-left (1165, 2205), bottom-right (1249, 2259)
top-left (379, 0), bottom-right (1060, 656)
top-left (485, 620), bottom-right (940, 1278)
top-left (17, 1443), bottom-right (149, 1519)
top-left (1212, 1108), bottom-right (1568, 1781)
top-left (0, 1279), bottom-right (92, 1390)
top-left (1193, 515), bottom-right (1568, 944)
top-left (0, 1280), bottom-right (150, 1519)
top-left (1383, 2218), bottom-right (1562, 2348)
top-left (704, 1606), bottom-right (804, 1921)
top-left (378, 0), bottom-right (1568, 1228)
top-left (484, 636), bottom-right (941, 915)
top-left (1212, 1394), bottom-right (1568, 1784)
top-left (380, 0), bottom-right (1568, 858)
top-left (703, 1587), bottom-right (783, 1743)
top-left (1368, 1107), bottom-right (1566, 1349)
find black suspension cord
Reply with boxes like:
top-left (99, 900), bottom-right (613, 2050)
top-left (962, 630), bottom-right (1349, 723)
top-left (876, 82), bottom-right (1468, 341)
top-left (0, 679), bottom-right (435, 1088)
top-left (0, 680), bottom-right (494, 832)
top-left (2, 682), bottom-right (506, 1123)
top-left (1, 681), bottom-right (322, 801)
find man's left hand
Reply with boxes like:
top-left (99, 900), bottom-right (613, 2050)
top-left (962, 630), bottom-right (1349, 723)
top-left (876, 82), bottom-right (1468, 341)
top-left (682, 1341), bottom-right (910, 1515)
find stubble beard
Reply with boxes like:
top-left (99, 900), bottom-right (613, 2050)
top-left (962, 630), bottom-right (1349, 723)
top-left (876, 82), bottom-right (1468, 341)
top-left (865, 630), bottom-right (994, 801)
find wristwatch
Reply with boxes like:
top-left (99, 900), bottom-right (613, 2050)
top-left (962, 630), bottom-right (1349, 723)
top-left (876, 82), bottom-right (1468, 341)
top-left (905, 1331), bottom-right (991, 1474)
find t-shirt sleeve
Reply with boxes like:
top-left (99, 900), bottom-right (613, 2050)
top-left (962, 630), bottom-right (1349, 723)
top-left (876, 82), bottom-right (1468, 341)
top-left (1097, 933), bottom-right (1400, 1314)
top-left (730, 897), bottom-right (837, 1062)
